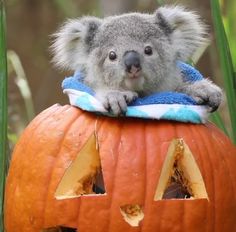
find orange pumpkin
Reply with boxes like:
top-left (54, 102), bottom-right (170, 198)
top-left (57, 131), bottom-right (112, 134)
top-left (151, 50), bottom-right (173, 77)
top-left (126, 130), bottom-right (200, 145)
top-left (5, 104), bottom-right (236, 232)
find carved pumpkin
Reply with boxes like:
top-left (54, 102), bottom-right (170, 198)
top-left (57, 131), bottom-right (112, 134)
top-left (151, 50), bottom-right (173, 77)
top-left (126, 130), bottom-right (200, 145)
top-left (5, 104), bottom-right (236, 232)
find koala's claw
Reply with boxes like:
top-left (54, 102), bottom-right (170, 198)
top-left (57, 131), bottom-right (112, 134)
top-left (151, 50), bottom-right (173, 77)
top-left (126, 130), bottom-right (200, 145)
top-left (98, 90), bottom-right (138, 115)
top-left (107, 93), bottom-right (127, 115)
top-left (193, 93), bottom-right (222, 112)
top-left (123, 91), bottom-right (139, 103)
top-left (181, 80), bottom-right (223, 113)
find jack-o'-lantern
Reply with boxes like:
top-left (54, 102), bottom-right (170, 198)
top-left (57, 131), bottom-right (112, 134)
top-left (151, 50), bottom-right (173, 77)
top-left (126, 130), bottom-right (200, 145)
top-left (4, 104), bottom-right (236, 232)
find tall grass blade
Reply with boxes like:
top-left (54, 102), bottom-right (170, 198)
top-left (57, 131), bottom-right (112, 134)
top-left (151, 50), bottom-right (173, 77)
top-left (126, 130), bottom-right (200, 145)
top-left (0, 0), bottom-right (8, 230)
top-left (222, 0), bottom-right (236, 69)
top-left (211, 0), bottom-right (236, 143)
top-left (210, 111), bottom-right (229, 136)
top-left (8, 50), bottom-right (35, 121)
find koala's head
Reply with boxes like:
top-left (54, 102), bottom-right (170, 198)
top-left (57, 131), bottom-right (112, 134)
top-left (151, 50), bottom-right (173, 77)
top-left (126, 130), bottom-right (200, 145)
top-left (52, 6), bottom-right (208, 92)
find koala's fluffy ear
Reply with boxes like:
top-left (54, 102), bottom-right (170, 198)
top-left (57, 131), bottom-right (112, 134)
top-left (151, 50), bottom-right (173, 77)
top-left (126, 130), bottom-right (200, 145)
top-left (51, 17), bottom-right (102, 71)
top-left (155, 5), bottom-right (209, 61)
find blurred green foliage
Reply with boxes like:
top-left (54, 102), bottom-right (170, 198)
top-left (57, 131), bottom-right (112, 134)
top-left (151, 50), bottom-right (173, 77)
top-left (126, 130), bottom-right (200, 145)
top-left (211, 0), bottom-right (236, 143)
top-left (222, 0), bottom-right (236, 69)
top-left (4, 0), bottom-right (236, 145)
top-left (8, 50), bottom-right (35, 122)
top-left (0, 1), bottom-right (8, 230)
top-left (53, 0), bottom-right (100, 17)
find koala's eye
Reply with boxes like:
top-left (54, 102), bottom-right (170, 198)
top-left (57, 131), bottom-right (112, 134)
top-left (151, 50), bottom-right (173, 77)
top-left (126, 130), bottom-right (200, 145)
top-left (108, 51), bottom-right (117, 61)
top-left (144, 46), bottom-right (153, 56)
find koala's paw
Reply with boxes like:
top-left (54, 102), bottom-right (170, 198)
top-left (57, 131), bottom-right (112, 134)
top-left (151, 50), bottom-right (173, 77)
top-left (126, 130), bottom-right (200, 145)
top-left (97, 90), bottom-right (138, 115)
top-left (183, 80), bottom-right (223, 112)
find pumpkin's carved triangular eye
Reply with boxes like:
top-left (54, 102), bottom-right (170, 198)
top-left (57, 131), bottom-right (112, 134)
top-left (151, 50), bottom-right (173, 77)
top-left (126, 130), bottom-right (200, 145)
top-left (154, 139), bottom-right (208, 200)
top-left (55, 133), bottom-right (106, 199)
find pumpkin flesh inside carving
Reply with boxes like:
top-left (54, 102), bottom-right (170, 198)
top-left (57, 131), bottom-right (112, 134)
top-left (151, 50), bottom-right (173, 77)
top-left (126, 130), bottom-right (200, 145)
top-left (154, 139), bottom-right (208, 200)
top-left (120, 204), bottom-right (144, 227)
top-left (55, 134), bottom-right (105, 199)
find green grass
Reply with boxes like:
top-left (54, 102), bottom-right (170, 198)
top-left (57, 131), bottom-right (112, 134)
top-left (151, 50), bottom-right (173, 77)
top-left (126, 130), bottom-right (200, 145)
top-left (0, 0), bottom-right (8, 230)
top-left (211, 0), bottom-right (236, 143)
top-left (222, 0), bottom-right (236, 70)
top-left (8, 50), bottom-right (35, 121)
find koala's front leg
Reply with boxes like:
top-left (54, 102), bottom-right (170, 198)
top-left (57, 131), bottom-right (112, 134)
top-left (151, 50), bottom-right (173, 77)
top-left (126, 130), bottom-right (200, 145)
top-left (96, 90), bottom-right (138, 115)
top-left (178, 79), bottom-right (223, 112)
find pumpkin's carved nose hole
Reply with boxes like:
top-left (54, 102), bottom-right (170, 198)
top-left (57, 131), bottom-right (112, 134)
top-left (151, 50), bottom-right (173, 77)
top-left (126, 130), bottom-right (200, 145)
top-left (42, 226), bottom-right (77, 232)
top-left (154, 139), bottom-right (208, 201)
top-left (120, 204), bottom-right (144, 227)
top-left (55, 134), bottom-right (106, 199)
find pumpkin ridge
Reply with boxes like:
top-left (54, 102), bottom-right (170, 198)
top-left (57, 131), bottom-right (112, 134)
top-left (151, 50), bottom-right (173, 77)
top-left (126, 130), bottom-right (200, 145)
top-left (107, 119), bottom-right (147, 231)
top-left (138, 123), bottom-right (147, 232)
top-left (204, 126), bottom-right (236, 232)
top-left (212, 131), bottom-right (236, 195)
top-left (175, 124), bottom-right (185, 232)
top-left (158, 122), bottom-right (177, 231)
top-left (189, 124), bottom-right (213, 232)
top-left (179, 125), bottom-right (199, 232)
top-left (41, 108), bottom-right (82, 228)
top-left (142, 122), bottom-right (163, 231)
top-left (121, 122), bottom-right (146, 230)
top-left (178, 127), bottom-right (189, 232)
top-left (123, 122), bottom-right (147, 231)
top-left (106, 121), bottom-right (124, 232)
top-left (213, 133), bottom-right (235, 194)
top-left (186, 125), bottom-right (209, 231)
top-left (76, 117), bottom-right (123, 232)
top-left (140, 123), bottom-right (150, 231)
top-left (202, 128), bottom-right (221, 232)
top-left (58, 111), bottom-right (101, 229)
top-left (94, 116), bottom-right (110, 150)
top-left (158, 123), bottom-right (177, 232)
top-left (5, 104), bottom-right (66, 231)
top-left (180, 160), bottom-right (185, 232)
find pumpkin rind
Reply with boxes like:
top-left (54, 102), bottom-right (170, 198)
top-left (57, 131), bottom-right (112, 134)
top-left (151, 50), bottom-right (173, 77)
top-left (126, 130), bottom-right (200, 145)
top-left (4, 105), bottom-right (236, 232)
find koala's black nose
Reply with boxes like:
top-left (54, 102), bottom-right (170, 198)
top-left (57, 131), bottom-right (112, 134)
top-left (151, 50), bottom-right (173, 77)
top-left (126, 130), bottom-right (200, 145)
top-left (124, 51), bottom-right (141, 73)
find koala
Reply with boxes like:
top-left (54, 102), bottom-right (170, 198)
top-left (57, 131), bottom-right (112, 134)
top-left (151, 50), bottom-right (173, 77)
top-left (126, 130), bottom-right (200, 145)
top-left (51, 5), bottom-right (222, 115)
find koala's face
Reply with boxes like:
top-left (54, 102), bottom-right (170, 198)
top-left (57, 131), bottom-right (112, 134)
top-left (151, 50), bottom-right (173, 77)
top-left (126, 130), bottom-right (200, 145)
top-left (52, 6), bottom-right (207, 93)
top-left (89, 15), bottom-right (173, 92)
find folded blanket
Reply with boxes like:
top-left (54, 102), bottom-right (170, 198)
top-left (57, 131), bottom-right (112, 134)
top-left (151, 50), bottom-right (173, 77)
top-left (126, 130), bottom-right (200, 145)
top-left (62, 62), bottom-right (209, 123)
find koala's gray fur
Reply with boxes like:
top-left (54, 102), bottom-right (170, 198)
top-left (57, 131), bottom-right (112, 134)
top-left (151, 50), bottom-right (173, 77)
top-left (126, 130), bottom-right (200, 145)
top-left (51, 5), bottom-right (222, 115)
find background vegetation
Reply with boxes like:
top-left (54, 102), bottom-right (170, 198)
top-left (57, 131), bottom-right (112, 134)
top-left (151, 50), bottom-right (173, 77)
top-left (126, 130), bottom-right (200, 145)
top-left (0, 1), bottom-right (8, 230)
top-left (5, 0), bottom-right (236, 142)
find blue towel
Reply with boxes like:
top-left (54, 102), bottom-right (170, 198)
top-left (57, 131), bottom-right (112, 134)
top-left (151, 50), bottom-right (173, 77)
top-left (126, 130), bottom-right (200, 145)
top-left (62, 62), bottom-right (209, 123)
